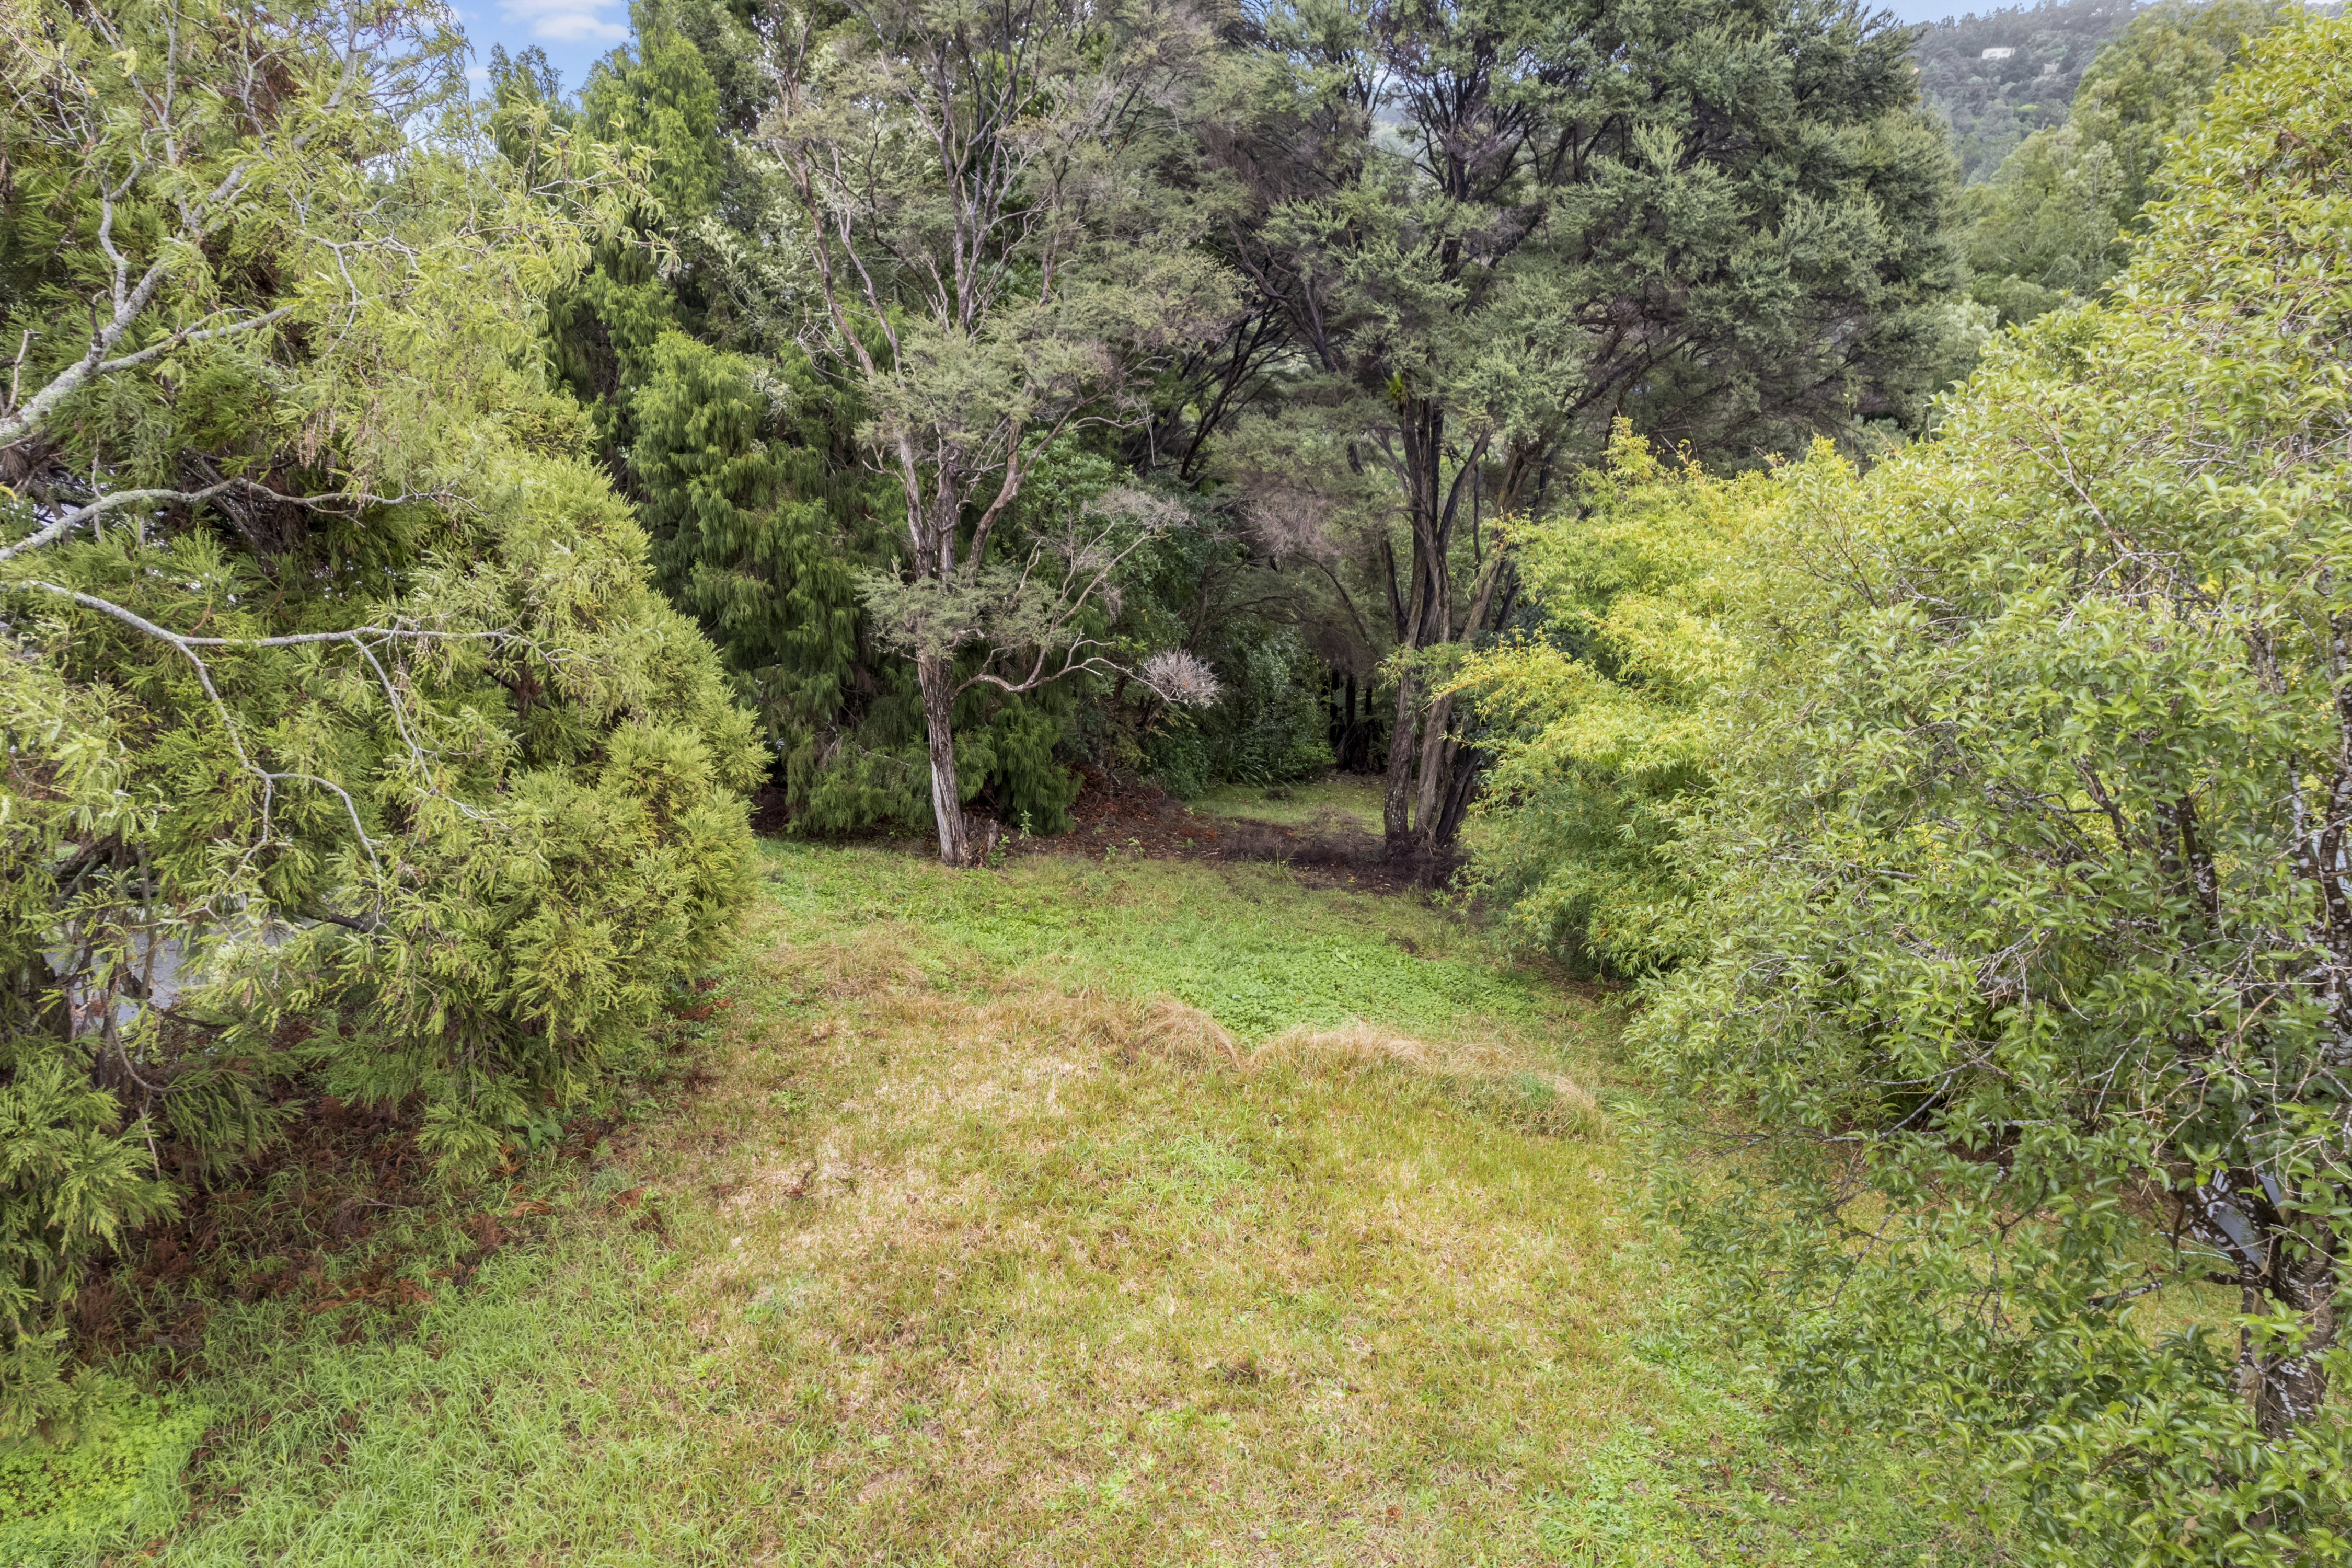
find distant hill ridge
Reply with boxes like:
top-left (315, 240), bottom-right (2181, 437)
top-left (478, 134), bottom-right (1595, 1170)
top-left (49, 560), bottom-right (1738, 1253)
top-left (1910, 0), bottom-right (2138, 180)
top-left (1911, 0), bottom-right (2340, 180)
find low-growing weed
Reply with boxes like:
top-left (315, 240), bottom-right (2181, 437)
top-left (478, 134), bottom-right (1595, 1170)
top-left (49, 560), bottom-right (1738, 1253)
top-left (0, 1387), bottom-right (207, 1565)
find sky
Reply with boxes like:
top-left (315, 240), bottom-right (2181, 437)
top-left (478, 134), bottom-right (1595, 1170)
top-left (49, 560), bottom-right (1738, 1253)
top-left (1874, 0), bottom-right (2003, 20)
top-left (454, 0), bottom-right (1978, 101)
top-left (455, 0), bottom-right (631, 99)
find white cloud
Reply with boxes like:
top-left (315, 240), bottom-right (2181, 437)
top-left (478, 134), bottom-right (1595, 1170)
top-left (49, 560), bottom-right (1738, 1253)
top-left (499, 0), bottom-right (628, 42)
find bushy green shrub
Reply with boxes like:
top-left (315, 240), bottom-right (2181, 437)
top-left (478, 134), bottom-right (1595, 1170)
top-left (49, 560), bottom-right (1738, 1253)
top-left (0, 0), bottom-right (759, 1435)
top-left (1644, 14), bottom-right (2352, 1557)
top-left (1447, 427), bottom-right (1842, 974)
top-left (1144, 629), bottom-right (1333, 799)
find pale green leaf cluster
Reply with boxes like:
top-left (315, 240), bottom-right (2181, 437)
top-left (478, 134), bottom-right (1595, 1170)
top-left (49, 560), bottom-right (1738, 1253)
top-left (1449, 424), bottom-right (1853, 972)
top-left (1628, 11), bottom-right (2352, 1556)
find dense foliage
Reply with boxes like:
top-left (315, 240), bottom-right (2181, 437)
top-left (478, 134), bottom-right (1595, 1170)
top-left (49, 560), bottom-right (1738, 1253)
top-left (757, 0), bottom-right (1241, 864)
top-left (495, 2), bottom-right (1274, 858)
top-left (1207, 0), bottom-right (1967, 861)
top-left (1962, 0), bottom-right (2294, 324)
top-left (1911, 0), bottom-right (2134, 181)
top-left (0, 0), bottom-right (759, 1436)
top-left (1506, 12), bottom-right (2352, 1556)
top-left (1446, 428), bottom-right (1839, 974)
top-left (497, 0), bottom-right (1971, 870)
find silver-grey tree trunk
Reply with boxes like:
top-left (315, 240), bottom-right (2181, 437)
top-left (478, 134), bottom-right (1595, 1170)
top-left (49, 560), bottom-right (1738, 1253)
top-left (2244, 1244), bottom-right (2338, 1440)
top-left (917, 649), bottom-right (971, 868)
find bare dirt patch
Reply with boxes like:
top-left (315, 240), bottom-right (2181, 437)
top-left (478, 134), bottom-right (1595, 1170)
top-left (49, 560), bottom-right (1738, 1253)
top-left (1019, 766), bottom-right (1460, 891)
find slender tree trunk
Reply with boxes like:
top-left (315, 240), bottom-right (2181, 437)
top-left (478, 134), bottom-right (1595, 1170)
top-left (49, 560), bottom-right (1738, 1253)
top-left (1412, 458), bottom-right (1493, 841)
top-left (1413, 693), bottom-right (1454, 841)
top-left (1404, 546), bottom-right (1451, 851)
top-left (1383, 513), bottom-right (1432, 852)
top-left (1343, 671), bottom-right (1357, 768)
top-left (1410, 549), bottom-right (1512, 854)
top-left (1434, 736), bottom-right (1481, 844)
top-left (1382, 672), bottom-right (1418, 845)
top-left (917, 649), bottom-right (970, 867)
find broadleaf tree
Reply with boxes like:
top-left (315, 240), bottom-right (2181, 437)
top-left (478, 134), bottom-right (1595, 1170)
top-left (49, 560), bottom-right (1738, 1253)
top-left (1641, 14), bottom-right (2352, 1555)
top-left (759, 0), bottom-right (1241, 865)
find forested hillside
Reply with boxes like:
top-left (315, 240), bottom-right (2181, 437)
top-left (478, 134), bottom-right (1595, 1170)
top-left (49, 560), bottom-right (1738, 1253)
top-left (1911, 0), bottom-right (2337, 188)
top-left (1959, 0), bottom-right (2303, 322)
top-left (4, 0), bottom-right (2348, 1560)
top-left (1912, 0), bottom-right (2135, 179)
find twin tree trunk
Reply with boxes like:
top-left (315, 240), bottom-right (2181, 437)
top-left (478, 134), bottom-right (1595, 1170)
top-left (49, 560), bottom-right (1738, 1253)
top-left (916, 649), bottom-right (971, 868)
top-left (1381, 399), bottom-right (1514, 870)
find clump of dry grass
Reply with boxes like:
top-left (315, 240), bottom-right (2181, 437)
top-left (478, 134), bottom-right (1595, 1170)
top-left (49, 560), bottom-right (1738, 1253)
top-left (785, 980), bottom-right (1610, 1147)
top-left (1131, 1005), bottom-right (1612, 1142)
top-left (1132, 995), bottom-right (1248, 1067)
top-left (1255, 1020), bottom-right (1611, 1140)
top-left (584, 864), bottom-right (1640, 1564)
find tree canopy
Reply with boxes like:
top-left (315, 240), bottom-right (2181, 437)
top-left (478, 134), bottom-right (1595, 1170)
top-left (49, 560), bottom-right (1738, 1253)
top-left (1207, 0), bottom-right (1965, 862)
top-left (1910, 0), bottom-right (2134, 181)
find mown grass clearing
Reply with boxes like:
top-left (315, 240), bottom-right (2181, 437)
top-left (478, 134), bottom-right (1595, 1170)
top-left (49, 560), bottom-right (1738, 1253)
top-left (135, 846), bottom-right (1990, 1565)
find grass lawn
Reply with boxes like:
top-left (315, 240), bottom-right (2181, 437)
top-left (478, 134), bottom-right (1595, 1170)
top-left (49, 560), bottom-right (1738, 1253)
top-left (1189, 776), bottom-right (1387, 838)
top-left (117, 844), bottom-right (1990, 1565)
